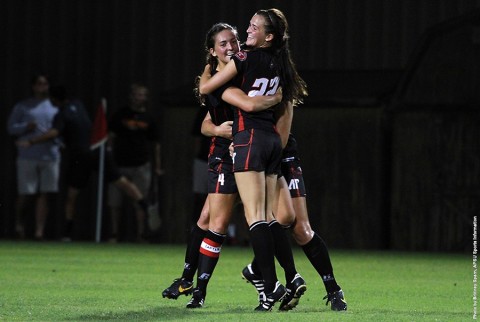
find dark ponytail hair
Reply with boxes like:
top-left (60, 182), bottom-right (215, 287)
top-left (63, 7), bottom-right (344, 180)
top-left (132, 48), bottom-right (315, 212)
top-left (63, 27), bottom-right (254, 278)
top-left (256, 9), bottom-right (308, 106)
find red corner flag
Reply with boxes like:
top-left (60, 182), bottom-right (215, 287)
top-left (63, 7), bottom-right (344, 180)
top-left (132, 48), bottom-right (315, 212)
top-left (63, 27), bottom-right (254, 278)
top-left (90, 98), bottom-right (108, 150)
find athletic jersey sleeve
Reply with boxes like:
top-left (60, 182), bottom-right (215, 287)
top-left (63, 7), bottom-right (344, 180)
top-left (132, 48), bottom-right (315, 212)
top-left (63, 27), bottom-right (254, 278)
top-left (232, 51), bottom-right (248, 76)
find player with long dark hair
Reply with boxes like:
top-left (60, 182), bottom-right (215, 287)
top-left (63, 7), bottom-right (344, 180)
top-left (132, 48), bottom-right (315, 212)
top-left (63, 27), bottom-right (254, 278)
top-left (199, 8), bottom-right (308, 311)
top-left (162, 22), bottom-right (281, 308)
top-left (242, 132), bottom-right (348, 311)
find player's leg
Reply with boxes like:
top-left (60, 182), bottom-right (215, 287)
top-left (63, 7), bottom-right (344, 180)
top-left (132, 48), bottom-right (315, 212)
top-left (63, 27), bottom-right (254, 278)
top-left (187, 193), bottom-right (236, 308)
top-left (269, 176), bottom-right (300, 284)
top-left (236, 172), bottom-right (278, 287)
top-left (162, 197), bottom-right (209, 300)
top-left (270, 176), bottom-right (307, 310)
top-left (233, 130), bottom-right (286, 311)
top-left (292, 197), bottom-right (347, 311)
top-left (244, 176), bottom-right (306, 311)
top-left (236, 171), bottom-right (286, 310)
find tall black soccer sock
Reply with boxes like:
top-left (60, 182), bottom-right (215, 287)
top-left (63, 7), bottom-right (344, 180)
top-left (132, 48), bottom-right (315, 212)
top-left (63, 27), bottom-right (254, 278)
top-left (249, 221), bottom-right (277, 293)
top-left (251, 257), bottom-right (261, 276)
top-left (182, 225), bottom-right (207, 281)
top-left (196, 230), bottom-right (226, 295)
top-left (269, 220), bottom-right (298, 283)
top-left (302, 232), bottom-right (340, 293)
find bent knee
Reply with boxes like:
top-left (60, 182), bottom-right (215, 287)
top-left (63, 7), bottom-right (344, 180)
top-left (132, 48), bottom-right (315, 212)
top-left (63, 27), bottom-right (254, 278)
top-left (292, 222), bottom-right (315, 245)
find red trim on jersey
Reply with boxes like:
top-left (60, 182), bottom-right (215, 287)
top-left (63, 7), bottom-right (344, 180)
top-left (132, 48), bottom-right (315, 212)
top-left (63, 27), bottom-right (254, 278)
top-left (199, 238), bottom-right (222, 258)
top-left (235, 51), bottom-right (247, 61)
top-left (208, 137), bottom-right (216, 157)
top-left (237, 108), bottom-right (245, 132)
top-left (244, 129), bottom-right (254, 170)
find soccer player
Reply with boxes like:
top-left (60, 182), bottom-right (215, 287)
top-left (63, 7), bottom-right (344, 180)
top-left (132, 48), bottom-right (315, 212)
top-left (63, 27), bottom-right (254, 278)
top-left (199, 8), bottom-right (308, 311)
top-left (241, 133), bottom-right (348, 311)
top-left (162, 23), bottom-right (281, 308)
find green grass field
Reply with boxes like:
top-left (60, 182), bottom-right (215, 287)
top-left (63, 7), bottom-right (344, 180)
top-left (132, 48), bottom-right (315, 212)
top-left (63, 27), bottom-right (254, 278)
top-left (0, 241), bottom-right (471, 321)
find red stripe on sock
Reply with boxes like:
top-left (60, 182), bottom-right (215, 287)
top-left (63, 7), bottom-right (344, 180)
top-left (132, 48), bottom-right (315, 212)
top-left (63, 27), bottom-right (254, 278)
top-left (199, 238), bottom-right (221, 258)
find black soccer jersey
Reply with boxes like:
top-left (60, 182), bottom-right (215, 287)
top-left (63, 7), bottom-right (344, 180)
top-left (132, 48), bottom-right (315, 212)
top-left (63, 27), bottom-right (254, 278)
top-left (206, 77), bottom-right (234, 161)
top-left (230, 48), bottom-right (280, 134)
top-left (204, 72), bottom-right (236, 192)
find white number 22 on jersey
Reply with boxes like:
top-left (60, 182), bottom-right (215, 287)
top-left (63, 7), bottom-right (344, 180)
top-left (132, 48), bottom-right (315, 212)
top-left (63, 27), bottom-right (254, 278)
top-left (247, 76), bottom-right (280, 97)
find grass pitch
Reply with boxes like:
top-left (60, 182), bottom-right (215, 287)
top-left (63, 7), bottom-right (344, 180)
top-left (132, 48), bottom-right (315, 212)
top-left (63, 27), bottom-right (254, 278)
top-left (0, 241), bottom-right (471, 321)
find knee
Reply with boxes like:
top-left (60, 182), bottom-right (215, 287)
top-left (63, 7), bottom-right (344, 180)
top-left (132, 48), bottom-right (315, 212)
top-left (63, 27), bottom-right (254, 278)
top-left (275, 211), bottom-right (295, 227)
top-left (291, 222), bottom-right (315, 246)
top-left (209, 216), bottom-right (230, 234)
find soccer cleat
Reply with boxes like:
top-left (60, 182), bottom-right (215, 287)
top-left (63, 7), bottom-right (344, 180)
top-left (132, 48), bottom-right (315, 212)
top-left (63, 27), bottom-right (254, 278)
top-left (186, 288), bottom-right (205, 309)
top-left (279, 273), bottom-right (307, 311)
top-left (323, 289), bottom-right (347, 311)
top-left (162, 278), bottom-right (194, 299)
top-left (241, 264), bottom-right (264, 294)
top-left (254, 282), bottom-right (287, 312)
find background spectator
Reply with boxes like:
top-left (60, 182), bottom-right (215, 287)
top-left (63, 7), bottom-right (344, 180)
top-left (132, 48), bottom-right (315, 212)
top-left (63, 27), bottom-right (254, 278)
top-left (7, 74), bottom-right (60, 240)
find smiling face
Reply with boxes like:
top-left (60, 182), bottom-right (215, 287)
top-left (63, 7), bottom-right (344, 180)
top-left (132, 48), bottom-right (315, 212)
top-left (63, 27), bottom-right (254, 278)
top-left (246, 14), bottom-right (272, 48)
top-left (210, 29), bottom-right (240, 68)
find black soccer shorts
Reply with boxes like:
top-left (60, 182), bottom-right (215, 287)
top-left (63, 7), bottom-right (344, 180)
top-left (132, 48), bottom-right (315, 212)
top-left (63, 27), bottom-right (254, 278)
top-left (232, 129), bottom-right (282, 175)
top-left (281, 157), bottom-right (307, 198)
top-left (208, 155), bottom-right (237, 194)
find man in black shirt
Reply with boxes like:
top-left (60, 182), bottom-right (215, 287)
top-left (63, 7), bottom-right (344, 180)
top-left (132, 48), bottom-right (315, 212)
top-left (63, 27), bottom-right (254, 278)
top-left (108, 84), bottom-right (162, 242)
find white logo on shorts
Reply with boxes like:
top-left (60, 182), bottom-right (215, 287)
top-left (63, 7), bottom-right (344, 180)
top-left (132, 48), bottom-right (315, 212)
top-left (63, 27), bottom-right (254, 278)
top-left (288, 179), bottom-right (300, 190)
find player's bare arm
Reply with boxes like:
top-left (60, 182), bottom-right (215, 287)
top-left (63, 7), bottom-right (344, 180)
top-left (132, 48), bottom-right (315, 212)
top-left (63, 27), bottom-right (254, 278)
top-left (201, 111), bottom-right (233, 139)
top-left (221, 87), bottom-right (282, 113)
top-left (199, 60), bottom-right (238, 95)
top-left (274, 101), bottom-right (294, 148)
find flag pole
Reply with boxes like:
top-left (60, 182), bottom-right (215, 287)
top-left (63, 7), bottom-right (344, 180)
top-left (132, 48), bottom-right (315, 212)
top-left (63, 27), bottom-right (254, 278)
top-left (92, 98), bottom-right (108, 243)
top-left (95, 140), bottom-right (105, 243)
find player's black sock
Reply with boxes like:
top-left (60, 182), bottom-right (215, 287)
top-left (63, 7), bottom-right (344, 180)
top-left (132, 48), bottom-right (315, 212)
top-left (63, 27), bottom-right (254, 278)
top-left (251, 257), bottom-right (261, 276)
top-left (249, 221), bottom-right (277, 293)
top-left (269, 220), bottom-right (297, 283)
top-left (302, 232), bottom-right (340, 293)
top-left (196, 230), bottom-right (226, 295)
top-left (182, 225), bottom-right (207, 281)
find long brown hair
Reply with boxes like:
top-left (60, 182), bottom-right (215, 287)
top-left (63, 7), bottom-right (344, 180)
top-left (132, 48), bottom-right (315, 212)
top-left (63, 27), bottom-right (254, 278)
top-left (256, 8), bottom-right (308, 106)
